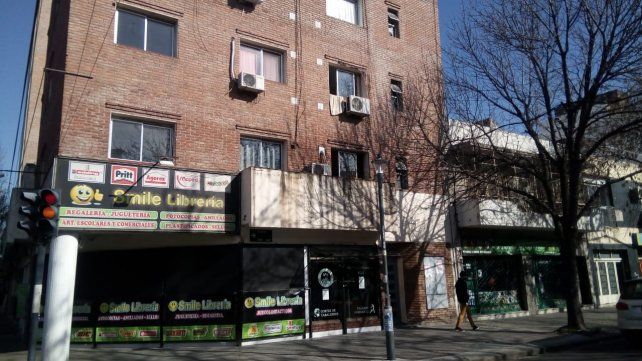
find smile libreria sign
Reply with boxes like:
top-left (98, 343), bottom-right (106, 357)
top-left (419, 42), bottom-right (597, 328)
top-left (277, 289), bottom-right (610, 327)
top-left (53, 158), bottom-right (238, 233)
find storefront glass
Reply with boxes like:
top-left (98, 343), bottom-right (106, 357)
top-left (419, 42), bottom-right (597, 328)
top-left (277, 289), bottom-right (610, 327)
top-left (463, 256), bottom-right (522, 314)
top-left (308, 247), bottom-right (381, 332)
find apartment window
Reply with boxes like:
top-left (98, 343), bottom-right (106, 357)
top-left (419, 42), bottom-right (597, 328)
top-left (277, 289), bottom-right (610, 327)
top-left (332, 149), bottom-right (366, 179)
top-left (239, 44), bottom-right (283, 82)
top-left (116, 9), bottom-right (176, 57)
top-left (329, 67), bottom-right (361, 97)
top-left (391, 80), bottom-right (403, 110)
top-left (240, 138), bottom-right (282, 170)
top-left (584, 181), bottom-right (614, 207)
top-left (109, 118), bottom-right (174, 162)
top-left (388, 9), bottom-right (400, 38)
top-left (326, 0), bottom-right (359, 25)
top-left (396, 156), bottom-right (408, 189)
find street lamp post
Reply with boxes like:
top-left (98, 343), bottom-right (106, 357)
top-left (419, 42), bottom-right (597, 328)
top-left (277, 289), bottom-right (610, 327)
top-left (373, 154), bottom-right (395, 360)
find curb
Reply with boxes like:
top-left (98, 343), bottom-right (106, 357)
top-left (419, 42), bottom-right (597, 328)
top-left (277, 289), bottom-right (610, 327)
top-left (426, 331), bottom-right (618, 361)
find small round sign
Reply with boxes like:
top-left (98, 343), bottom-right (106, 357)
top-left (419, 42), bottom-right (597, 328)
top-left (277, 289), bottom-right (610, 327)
top-left (318, 268), bottom-right (334, 288)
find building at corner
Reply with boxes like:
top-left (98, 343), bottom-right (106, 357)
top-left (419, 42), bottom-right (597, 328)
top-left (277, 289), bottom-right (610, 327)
top-left (2, 0), bottom-right (457, 347)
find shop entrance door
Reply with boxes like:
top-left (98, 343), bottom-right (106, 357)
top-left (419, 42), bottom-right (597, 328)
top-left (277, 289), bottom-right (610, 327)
top-left (309, 255), bottom-right (380, 334)
top-left (596, 258), bottom-right (622, 305)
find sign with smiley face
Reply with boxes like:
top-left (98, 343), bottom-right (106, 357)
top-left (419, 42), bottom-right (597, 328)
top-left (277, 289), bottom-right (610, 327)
top-left (69, 184), bottom-right (104, 205)
top-left (53, 157), bottom-right (240, 234)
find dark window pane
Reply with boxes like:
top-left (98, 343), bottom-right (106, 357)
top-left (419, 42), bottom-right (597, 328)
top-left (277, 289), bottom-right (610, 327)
top-left (110, 120), bottom-right (142, 160)
top-left (117, 11), bottom-right (145, 50)
top-left (146, 18), bottom-right (176, 56)
top-left (142, 124), bottom-right (173, 162)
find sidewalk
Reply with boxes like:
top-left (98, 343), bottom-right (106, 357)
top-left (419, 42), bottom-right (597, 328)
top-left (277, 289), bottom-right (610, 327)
top-left (0, 308), bottom-right (618, 361)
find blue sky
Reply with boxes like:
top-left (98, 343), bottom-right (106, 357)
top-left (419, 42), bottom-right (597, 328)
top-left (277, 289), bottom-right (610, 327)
top-left (0, 0), bottom-right (463, 188)
top-left (0, 0), bottom-right (36, 188)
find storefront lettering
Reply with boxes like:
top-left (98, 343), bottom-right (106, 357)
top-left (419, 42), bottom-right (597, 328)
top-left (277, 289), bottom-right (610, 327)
top-left (100, 301), bottom-right (159, 314)
top-left (168, 299), bottom-right (232, 312)
top-left (247, 295), bottom-right (303, 308)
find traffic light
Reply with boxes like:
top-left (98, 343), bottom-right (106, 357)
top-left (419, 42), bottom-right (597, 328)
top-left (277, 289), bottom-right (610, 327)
top-left (16, 189), bottom-right (60, 241)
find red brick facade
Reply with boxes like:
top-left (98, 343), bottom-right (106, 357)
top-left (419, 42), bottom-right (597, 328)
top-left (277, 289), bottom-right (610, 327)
top-left (30, 0), bottom-right (449, 327)
top-left (37, 0), bottom-right (441, 178)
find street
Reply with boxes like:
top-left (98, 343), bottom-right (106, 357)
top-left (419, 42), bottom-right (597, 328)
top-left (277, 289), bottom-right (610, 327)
top-left (520, 335), bottom-right (642, 360)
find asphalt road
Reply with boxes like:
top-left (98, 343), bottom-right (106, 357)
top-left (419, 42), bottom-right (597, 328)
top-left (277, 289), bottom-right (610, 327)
top-left (520, 335), bottom-right (642, 360)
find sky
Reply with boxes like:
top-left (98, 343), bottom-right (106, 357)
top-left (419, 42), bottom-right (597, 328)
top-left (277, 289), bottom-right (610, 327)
top-left (0, 0), bottom-right (464, 189)
top-left (0, 0), bottom-right (37, 188)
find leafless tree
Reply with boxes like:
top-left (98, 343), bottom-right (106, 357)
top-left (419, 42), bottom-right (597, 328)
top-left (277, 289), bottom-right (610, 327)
top-left (441, 0), bottom-right (642, 330)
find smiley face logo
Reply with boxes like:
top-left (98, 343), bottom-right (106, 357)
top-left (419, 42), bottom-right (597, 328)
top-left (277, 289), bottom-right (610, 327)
top-left (69, 184), bottom-right (103, 205)
top-left (168, 301), bottom-right (178, 312)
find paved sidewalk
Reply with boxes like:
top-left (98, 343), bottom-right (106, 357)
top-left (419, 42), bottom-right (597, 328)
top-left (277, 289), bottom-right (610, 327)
top-left (0, 308), bottom-right (618, 361)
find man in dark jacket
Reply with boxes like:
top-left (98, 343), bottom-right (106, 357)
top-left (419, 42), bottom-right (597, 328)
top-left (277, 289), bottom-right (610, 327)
top-left (455, 271), bottom-right (479, 331)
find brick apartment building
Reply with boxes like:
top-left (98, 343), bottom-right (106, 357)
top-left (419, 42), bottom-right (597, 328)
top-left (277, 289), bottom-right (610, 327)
top-left (4, 0), bottom-right (456, 346)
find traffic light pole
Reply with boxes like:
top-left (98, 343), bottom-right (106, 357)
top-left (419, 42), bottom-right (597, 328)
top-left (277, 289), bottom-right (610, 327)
top-left (27, 243), bottom-right (46, 361)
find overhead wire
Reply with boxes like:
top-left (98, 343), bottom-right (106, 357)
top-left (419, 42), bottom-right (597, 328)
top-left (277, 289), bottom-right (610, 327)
top-left (59, 1), bottom-right (120, 147)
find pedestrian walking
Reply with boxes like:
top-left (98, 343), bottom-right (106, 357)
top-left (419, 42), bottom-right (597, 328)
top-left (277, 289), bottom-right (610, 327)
top-left (455, 270), bottom-right (479, 332)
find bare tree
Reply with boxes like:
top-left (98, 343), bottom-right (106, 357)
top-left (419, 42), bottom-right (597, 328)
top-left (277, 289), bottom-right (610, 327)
top-left (441, 0), bottom-right (642, 330)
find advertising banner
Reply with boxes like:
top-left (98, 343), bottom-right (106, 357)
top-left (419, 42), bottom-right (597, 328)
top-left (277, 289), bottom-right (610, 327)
top-left (242, 290), bottom-right (305, 339)
top-left (95, 299), bottom-right (161, 343)
top-left (70, 301), bottom-right (94, 343)
top-left (163, 296), bottom-right (236, 342)
top-left (53, 157), bottom-right (239, 234)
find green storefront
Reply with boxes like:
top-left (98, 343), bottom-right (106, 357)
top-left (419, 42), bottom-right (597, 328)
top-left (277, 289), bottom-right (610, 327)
top-left (463, 242), bottom-right (564, 315)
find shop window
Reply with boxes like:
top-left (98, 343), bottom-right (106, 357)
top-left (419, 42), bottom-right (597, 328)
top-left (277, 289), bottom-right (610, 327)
top-left (240, 137), bottom-right (282, 170)
top-left (331, 149), bottom-right (367, 179)
top-left (326, 0), bottom-right (359, 25)
top-left (116, 9), bottom-right (176, 57)
top-left (391, 80), bottom-right (403, 111)
top-left (109, 118), bottom-right (174, 162)
top-left (329, 67), bottom-right (361, 97)
top-left (423, 257), bottom-right (448, 309)
top-left (239, 44), bottom-right (283, 82)
top-left (388, 9), bottom-right (400, 38)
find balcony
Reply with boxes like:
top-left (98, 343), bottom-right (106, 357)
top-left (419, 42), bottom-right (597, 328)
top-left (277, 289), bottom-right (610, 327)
top-left (239, 168), bottom-right (448, 243)
top-left (456, 199), bottom-right (554, 229)
top-left (240, 167), bottom-right (379, 231)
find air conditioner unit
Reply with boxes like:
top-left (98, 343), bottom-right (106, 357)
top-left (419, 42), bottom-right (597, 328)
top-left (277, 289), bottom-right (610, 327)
top-left (311, 163), bottom-right (331, 176)
top-left (244, 0), bottom-right (264, 4)
top-left (238, 72), bottom-right (265, 93)
top-left (346, 96), bottom-right (371, 116)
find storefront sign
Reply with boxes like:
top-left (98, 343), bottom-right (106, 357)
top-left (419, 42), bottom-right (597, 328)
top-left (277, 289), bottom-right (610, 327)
top-left (96, 299), bottom-right (161, 343)
top-left (70, 302), bottom-right (93, 343)
top-left (242, 319), bottom-right (304, 339)
top-left (242, 290), bottom-right (305, 339)
top-left (163, 324), bottom-right (235, 341)
top-left (54, 158), bottom-right (239, 234)
top-left (463, 243), bottom-right (560, 256)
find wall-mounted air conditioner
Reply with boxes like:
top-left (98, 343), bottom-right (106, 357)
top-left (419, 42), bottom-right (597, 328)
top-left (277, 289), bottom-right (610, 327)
top-left (311, 163), bottom-right (331, 176)
top-left (238, 72), bottom-right (265, 93)
top-left (346, 96), bottom-right (370, 116)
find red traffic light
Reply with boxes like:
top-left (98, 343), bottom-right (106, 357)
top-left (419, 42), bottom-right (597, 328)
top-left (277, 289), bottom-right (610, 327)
top-left (40, 189), bottom-right (59, 206)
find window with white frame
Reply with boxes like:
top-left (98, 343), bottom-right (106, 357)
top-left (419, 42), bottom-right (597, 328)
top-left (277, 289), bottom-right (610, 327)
top-left (109, 118), bottom-right (174, 162)
top-left (326, 0), bottom-right (359, 25)
top-left (115, 8), bottom-right (176, 57)
top-left (239, 44), bottom-right (283, 82)
top-left (423, 257), bottom-right (448, 309)
top-left (329, 67), bottom-right (360, 97)
top-left (240, 138), bottom-right (282, 170)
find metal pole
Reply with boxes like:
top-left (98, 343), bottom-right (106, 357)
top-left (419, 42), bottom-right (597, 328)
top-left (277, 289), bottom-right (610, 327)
top-left (377, 171), bottom-right (395, 360)
top-left (27, 243), bottom-right (46, 361)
